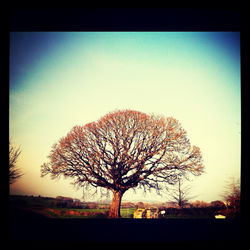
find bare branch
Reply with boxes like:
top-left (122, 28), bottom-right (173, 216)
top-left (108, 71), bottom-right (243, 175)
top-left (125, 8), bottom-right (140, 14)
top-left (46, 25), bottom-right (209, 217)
top-left (9, 141), bottom-right (23, 184)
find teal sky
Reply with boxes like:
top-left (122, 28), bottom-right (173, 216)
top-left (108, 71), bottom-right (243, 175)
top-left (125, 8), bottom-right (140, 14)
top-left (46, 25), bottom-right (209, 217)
top-left (9, 32), bottom-right (241, 202)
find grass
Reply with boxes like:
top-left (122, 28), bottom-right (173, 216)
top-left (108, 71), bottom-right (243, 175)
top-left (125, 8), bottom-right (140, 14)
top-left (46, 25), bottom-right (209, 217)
top-left (43, 207), bottom-right (136, 218)
top-left (50, 208), bottom-right (110, 212)
top-left (120, 208), bottom-right (136, 218)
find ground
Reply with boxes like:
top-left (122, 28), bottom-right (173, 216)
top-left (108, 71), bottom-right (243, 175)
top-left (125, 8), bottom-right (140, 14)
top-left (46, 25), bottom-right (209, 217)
top-left (8, 195), bottom-right (241, 244)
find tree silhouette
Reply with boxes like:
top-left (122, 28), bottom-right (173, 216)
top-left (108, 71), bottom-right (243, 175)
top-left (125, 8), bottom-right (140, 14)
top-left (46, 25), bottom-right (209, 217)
top-left (41, 110), bottom-right (204, 217)
top-left (222, 177), bottom-right (240, 217)
top-left (167, 177), bottom-right (195, 208)
top-left (9, 141), bottom-right (23, 184)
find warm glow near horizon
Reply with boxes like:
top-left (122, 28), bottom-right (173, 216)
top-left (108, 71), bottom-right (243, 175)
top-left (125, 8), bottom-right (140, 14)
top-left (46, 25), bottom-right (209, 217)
top-left (9, 32), bottom-right (241, 202)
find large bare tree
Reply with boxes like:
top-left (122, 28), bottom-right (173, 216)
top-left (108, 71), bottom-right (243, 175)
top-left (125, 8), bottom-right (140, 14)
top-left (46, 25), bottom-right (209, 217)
top-left (41, 110), bottom-right (204, 217)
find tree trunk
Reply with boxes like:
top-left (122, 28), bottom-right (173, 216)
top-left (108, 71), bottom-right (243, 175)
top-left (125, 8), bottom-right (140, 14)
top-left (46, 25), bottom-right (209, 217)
top-left (108, 190), bottom-right (124, 218)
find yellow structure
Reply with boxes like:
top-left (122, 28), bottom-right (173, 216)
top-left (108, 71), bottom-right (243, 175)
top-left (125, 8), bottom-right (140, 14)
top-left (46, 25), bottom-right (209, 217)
top-left (133, 208), bottom-right (147, 218)
top-left (215, 214), bottom-right (226, 219)
top-left (134, 207), bottom-right (159, 219)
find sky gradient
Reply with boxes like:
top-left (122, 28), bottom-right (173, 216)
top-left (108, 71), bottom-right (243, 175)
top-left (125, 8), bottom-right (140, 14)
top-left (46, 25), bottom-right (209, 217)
top-left (9, 32), bottom-right (241, 202)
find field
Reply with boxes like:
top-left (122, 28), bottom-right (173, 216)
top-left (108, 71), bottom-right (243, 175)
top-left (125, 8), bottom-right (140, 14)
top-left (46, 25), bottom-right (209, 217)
top-left (42, 207), bottom-right (136, 218)
top-left (9, 195), bottom-right (136, 219)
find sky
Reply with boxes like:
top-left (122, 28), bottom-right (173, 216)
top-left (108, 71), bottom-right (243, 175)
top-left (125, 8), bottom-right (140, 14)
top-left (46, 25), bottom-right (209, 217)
top-left (9, 32), bottom-right (241, 202)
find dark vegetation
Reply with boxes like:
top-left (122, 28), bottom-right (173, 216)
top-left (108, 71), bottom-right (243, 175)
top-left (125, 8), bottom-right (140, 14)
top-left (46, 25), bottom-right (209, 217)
top-left (9, 195), bottom-right (240, 245)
